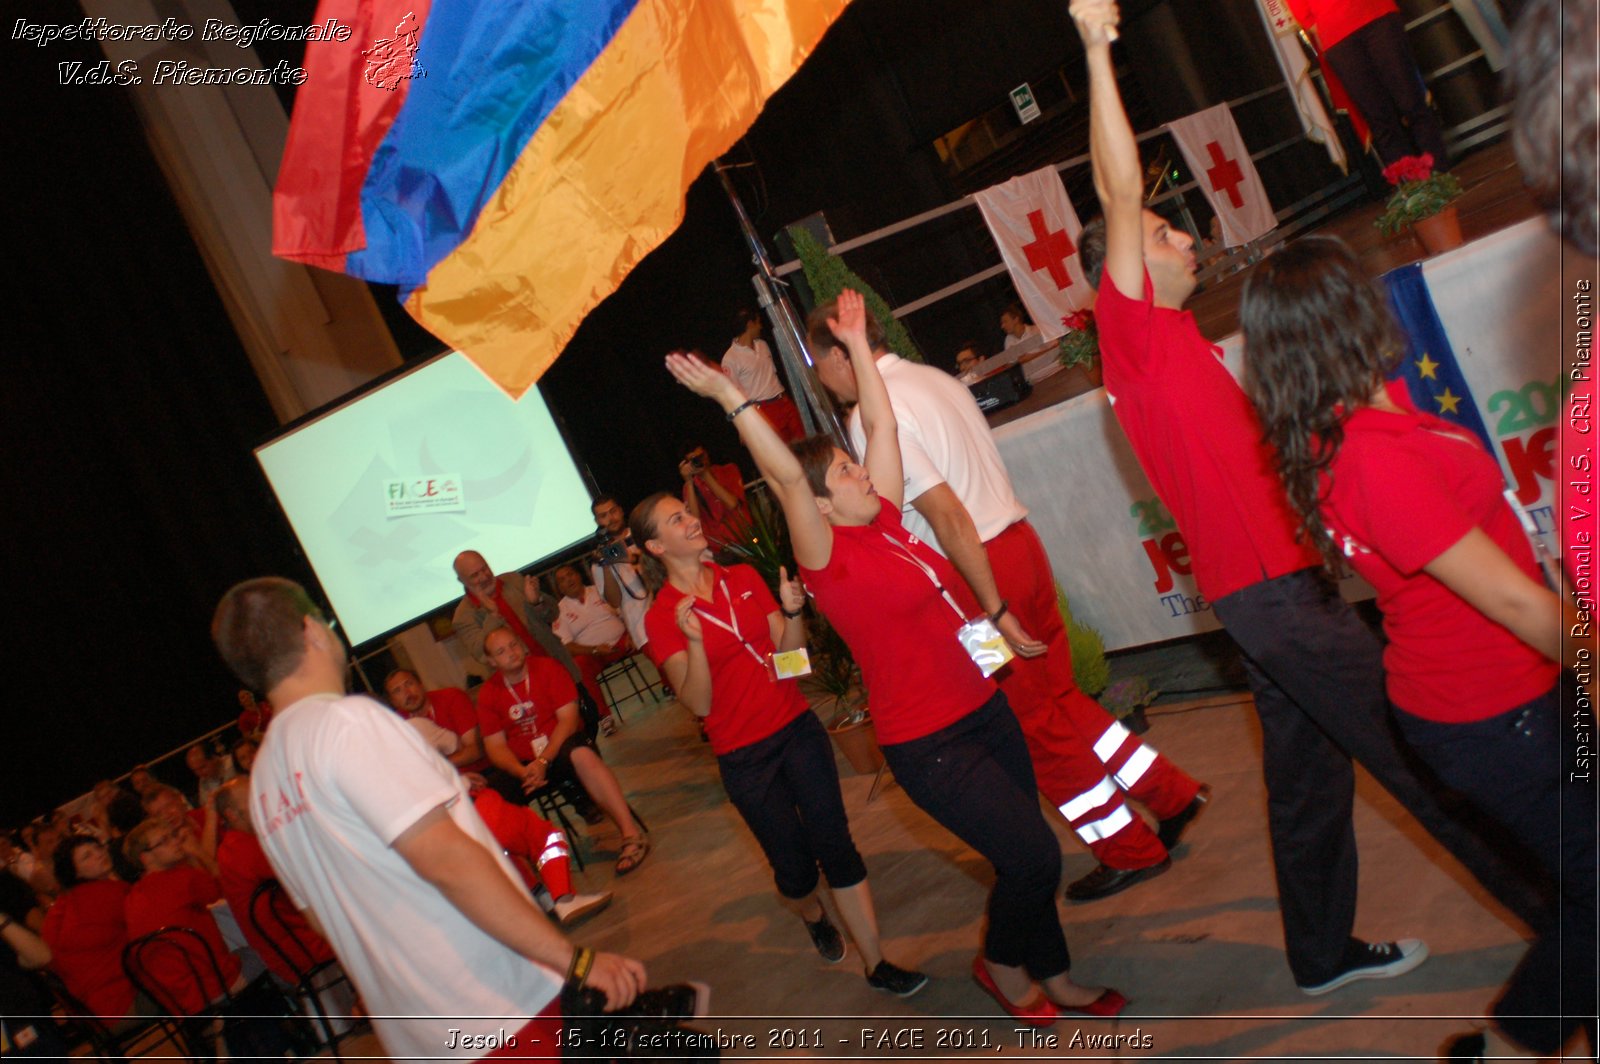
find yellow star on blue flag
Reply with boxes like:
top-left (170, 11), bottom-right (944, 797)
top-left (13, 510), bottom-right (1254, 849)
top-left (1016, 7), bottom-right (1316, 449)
top-left (1381, 264), bottom-right (1493, 451)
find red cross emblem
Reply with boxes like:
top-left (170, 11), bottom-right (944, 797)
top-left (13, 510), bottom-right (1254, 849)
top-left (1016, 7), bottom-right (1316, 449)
top-left (1204, 141), bottom-right (1246, 209)
top-left (1021, 210), bottom-right (1076, 290)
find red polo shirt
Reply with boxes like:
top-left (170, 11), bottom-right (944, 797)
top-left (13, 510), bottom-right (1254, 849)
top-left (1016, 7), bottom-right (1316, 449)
top-left (645, 563), bottom-right (809, 755)
top-left (801, 499), bottom-right (995, 744)
top-left (1096, 269), bottom-right (1322, 601)
top-left (1323, 387), bottom-right (1558, 720)
top-left (476, 659), bottom-right (577, 762)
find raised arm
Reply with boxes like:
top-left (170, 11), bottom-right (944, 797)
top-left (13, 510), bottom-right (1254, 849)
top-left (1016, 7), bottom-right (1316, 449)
top-left (831, 290), bottom-right (904, 511)
top-left (665, 353), bottom-right (836, 571)
top-left (1074, 0), bottom-right (1146, 299)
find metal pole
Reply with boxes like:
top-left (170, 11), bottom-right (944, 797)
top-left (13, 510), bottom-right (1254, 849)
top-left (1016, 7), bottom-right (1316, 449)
top-left (713, 159), bottom-right (849, 448)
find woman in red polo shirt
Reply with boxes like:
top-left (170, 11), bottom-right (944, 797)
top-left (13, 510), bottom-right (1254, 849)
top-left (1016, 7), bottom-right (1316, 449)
top-left (665, 290), bottom-right (1124, 1024)
top-left (42, 837), bottom-right (145, 1025)
top-left (630, 493), bottom-right (926, 997)
top-left (1242, 236), bottom-right (1594, 1061)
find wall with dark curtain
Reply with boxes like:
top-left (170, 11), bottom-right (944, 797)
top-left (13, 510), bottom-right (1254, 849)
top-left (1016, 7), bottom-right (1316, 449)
top-left (5, 35), bottom-right (312, 823)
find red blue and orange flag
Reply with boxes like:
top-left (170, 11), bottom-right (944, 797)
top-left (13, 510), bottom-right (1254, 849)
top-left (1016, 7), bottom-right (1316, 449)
top-left (273, 0), bottom-right (850, 397)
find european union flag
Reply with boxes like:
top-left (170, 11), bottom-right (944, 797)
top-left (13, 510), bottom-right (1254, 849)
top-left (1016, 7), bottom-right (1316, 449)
top-left (1380, 263), bottom-right (1495, 452)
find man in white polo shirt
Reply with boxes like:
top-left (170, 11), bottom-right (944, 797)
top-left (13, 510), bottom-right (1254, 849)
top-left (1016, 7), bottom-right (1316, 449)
top-left (806, 303), bottom-right (1209, 903)
top-left (723, 308), bottom-right (804, 442)
top-left (211, 577), bottom-right (648, 1060)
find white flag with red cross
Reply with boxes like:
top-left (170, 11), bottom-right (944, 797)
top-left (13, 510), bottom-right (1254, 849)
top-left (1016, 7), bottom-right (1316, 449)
top-left (1166, 104), bottom-right (1277, 247)
top-left (973, 166), bottom-right (1091, 341)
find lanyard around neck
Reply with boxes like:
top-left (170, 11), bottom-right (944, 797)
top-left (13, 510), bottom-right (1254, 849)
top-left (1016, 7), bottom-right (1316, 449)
top-left (878, 532), bottom-right (967, 621)
top-left (691, 578), bottom-right (768, 667)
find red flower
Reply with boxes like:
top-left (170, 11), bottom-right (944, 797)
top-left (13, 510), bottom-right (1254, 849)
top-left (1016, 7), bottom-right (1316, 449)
top-left (1061, 310), bottom-right (1095, 332)
top-left (1382, 153), bottom-right (1435, 186)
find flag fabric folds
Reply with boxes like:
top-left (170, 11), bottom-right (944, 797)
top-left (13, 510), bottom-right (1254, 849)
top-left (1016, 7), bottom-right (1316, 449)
top-left (1166, 104), bottom-right (1277, 248)
top-left (1251, 0), bottom-right (1347, 172)
top-left (273, 0), bottom-right (851, 397)
top-left (1380, 263), bottom-right (1495, 453)
top-left (973, 166), bottom-right (1092, 343)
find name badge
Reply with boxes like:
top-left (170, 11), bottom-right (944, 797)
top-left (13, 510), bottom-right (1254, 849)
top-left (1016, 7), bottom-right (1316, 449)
top-left (956, 617), bottom-right (1015, 678)
top-left (768, 648), bottom-right (813, 681)
top-left (531, 734), bottom-right (550, 756)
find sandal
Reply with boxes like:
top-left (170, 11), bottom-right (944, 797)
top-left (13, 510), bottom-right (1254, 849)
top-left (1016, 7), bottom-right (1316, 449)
top-left (615, 836), bottom-right (650, 876)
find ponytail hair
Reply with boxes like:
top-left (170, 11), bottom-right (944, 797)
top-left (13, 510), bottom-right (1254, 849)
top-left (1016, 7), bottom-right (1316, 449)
top-left (626, 492), bottom-right (676, 594)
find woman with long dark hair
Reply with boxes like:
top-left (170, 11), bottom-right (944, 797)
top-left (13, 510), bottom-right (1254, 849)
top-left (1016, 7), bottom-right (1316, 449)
top-left (665, 289), bottom-right (1123, 1024)
top-left (628, 492), bottom-right (926, 996)
top-left (1241, 235), bottom-right (1595, 1061)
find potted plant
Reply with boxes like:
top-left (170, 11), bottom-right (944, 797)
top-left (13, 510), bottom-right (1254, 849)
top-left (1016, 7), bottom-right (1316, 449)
top-left (1374, 153), bottom-right (1465, 254)
top-left (1057, 310), bottom-right (1102, 386)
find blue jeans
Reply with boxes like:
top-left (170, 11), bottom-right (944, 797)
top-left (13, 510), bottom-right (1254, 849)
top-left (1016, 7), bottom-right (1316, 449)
top-left (1397, 688), bottom-right (1597, 1054)
top-left (883, 691), bottom-right (1071, 979)
top-left (718, 712), bottom-right (866, 898)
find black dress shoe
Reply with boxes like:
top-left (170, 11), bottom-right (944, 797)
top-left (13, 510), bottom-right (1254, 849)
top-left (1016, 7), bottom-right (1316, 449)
top-left (1156, 783), bottom-right (1211, 851)
top-left (1065, 857), bottom-right (1171, 901)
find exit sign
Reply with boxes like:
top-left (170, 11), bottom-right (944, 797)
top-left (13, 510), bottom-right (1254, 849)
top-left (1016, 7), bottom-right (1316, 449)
top-left (1010, 82), bottom-right (1041, 124)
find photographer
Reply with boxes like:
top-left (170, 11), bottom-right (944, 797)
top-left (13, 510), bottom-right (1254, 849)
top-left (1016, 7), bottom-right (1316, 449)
top-left (677, 439), bottom-right (748, 552)
top-left (588, 496), bottom-right (653, 654)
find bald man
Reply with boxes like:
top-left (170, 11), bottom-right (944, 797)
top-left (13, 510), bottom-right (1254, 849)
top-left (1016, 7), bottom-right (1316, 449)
top-left (450, 551), bottom-right (610, 721)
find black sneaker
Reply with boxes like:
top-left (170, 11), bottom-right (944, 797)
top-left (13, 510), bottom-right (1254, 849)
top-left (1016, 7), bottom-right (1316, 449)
top-left (866, 960), bottom-right (929, 997)
top-left (1298, 938), bottom-right (1428, 995)
top-left (804, 913), bottom-right (846, 963)
top-left (1156, 784), bottom-right (1211, 851)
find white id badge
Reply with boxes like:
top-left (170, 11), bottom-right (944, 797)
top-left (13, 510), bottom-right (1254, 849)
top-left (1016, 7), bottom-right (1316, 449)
top-left (956, 617), bottom-right (1015, 678)
top-left (532, 734), bottom-right (550, 757)
top-left (768, 647), bottom-right (814, 681)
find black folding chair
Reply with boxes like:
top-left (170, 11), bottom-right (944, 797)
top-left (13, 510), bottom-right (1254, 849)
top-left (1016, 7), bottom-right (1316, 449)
top-left (528, 776), bottom-right (648, 872)
top-left (247, 878), bottom-right (362, 1059)
top-left (121, 925), bottom-right (299, 1060)
top-left (38, 968), bottom-right (185, 1063)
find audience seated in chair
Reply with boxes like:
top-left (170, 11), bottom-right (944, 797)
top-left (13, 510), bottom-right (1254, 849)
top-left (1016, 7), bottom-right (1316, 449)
top-left (42, 837), bottom-right (147, 1026)
top-left (476, 628), bottom-right (651, 877)
top-left (551, 564), bottom-right (632, 734)
top-left (213, 780), bottom-right (337, 988)
top-left (122, 818), bottom-right (242, 1014)
top-left (141, 786), bottom-right (218, 875)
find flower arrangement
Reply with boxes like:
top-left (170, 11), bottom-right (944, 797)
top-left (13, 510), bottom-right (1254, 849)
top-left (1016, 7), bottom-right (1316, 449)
top-left (1057, 309), bottom-right (1099, 369)
top-left (1374, 153), bottom-right (1463, 235)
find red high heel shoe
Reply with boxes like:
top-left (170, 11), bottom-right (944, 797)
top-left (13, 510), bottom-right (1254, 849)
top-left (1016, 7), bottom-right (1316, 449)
top-left (971, 956), bottom-right (1059, 1027)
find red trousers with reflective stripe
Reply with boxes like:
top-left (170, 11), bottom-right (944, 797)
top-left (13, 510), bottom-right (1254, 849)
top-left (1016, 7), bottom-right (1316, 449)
top-left (473, 789), bottom-right (574, 899)
top-left (983, 519), bottom-right (1202, 869)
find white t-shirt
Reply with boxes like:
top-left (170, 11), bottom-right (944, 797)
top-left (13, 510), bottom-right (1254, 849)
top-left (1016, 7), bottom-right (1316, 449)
top-left (590, 559), bottom-right (653, 648)
top-left (1003, 325), bottom-right (1042, 350)
top-left (553, 587), bottom-right (628, 648)
top-left (251, 692), bottom-right (560, 1059)
top-left (848, 353), bottom-right (1029, 549)
top-left (722, 338), bottom-right (784, 402)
